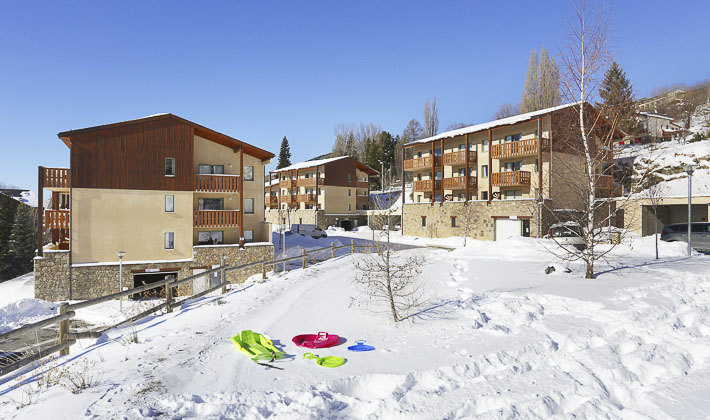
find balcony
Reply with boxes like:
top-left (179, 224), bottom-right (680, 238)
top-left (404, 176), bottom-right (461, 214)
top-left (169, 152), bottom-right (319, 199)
top-left (279, 194), bottom-right (294, 204)
top-left (194, 210), bottom-right (239, 228)
top-left (442, 176), bottom-right (477, 190)
top-left (404, 155), bottom-right (441, 171)
top-left (279, 178), bottom-right (296, 188)
top-left (297, 177), bottom-right (317, 187)
top-left (491, 171), bottom-right (531, 187)
top-left (41, 167), bottom-right (70, 191)
top-left (356, 195), bottom-right (370, 204)
top-left (269, 196), bottom-right (279, 207)
top-left (595, 174), bottom-right (613, 190)
top-left (491, 138), bottom-right (550, 159)
top-left (356, 181), bottom-right (369, 189)
top-left (443, 150), bottom-right (477, 166)
top-left (296, 193), bottom-right (316, 203)
top-left (413, 179), bottom-right (442, 192)
top-left (45, 209), bottom-right (70, 229)
top-left (194, 174), bottom-right (240, 193)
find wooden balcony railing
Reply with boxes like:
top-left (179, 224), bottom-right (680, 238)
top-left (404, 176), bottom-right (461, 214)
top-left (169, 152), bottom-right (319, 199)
top-left (403, 156), bottom-right (442, 171)
top-left (194, 210), bottom-right (240, 228)
top-left (297, 178), bottom-right (316, 187)
top-left (279, 178), bottom-right (296, 188)
top-left (194, 174), bottom-right (240, 193)
top-left (491, 171), bottom-right (531, 187)
top-left (269, 196), bottom-right (279, 207)
top-left (356, 195), bottom-right (370, 204)
top-left (45, 209), bottom-right (69, 229)
top-left (442, 176), bottom-right (477, 190)
top-left (442, 150), bottom-right (477, 166)
top-left (296, 193), bottom-right (316, 203)
top-left (279, 194), bottom-right (294, 203)
top-left (356, 181), bottom-right (369, 189)
top-left (42, 167), bottom-right (70, 190)
top-left (413, 179), bottom-right (442, 192)
top-left (491, 138), bottom-right (550, 159)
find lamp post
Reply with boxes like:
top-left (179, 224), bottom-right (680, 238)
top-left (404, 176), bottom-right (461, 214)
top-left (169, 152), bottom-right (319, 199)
top-left (117, 251), bottom-right (126, 312)
top-left (683, 164), bottom-right (696, 256)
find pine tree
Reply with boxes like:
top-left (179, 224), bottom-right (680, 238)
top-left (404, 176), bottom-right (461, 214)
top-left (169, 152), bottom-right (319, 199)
top-left (597, 61), bottom-right (635, 135)
top-left (0, 195), bottom-right (19, 281)
top-left (277, 136), bottom-right (292, 169)
top-left (521, 46), bottom-right (561, 113)
top-left (7, 204), bottom-right (36, 278)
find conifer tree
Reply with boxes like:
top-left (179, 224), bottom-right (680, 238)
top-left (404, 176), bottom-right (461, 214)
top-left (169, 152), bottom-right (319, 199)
top-left (0, 195), bottom-right (18, 280)
top-left (7, 204), bottom-right (35, 278)
top-left (276, 136), bottom-right (292, 169)
top-left (597, 61), bottom-right (635, 134)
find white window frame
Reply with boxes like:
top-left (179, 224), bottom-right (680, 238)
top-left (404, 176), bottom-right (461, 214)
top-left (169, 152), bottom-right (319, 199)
top-left (165, 158), bottom-right (175, 177)
top-left (244, 166), bottom-right (254, 181)
top-left (164, 232), bottom-right (174, 250)
top-left (165, 195), bottom-right (174, 213)
top-left (244, 230), bottom-right (254, 243)
top-left (244, 198), bottom-right (254, 214)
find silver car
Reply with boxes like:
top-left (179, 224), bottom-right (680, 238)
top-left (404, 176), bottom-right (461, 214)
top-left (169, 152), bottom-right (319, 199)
top-left (546, 222), bottom-right (586, 250)
top-left (661, 223), bottom-right (710, 252)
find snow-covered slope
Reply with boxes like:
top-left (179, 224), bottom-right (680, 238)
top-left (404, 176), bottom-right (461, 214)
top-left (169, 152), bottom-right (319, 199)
top-left (2, 237), bottom-right (710, 418)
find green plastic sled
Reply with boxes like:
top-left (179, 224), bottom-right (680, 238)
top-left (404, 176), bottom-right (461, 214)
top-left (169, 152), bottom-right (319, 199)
top-left (231, 330), bottom-right (285, 363)
top-left (303, 352), bottom-right (346, 368)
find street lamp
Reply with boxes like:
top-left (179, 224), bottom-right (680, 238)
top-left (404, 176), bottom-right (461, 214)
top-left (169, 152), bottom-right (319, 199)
top-left (117, 251), bottom-right (126, 312)
top-left (683, 164), bottom-right (696, 256)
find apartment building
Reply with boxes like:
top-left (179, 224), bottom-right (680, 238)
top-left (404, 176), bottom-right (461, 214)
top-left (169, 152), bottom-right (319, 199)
top-left (401, 103), bottom-right (619, 240)
top-left (35, 114), bottom-right (275, 301)
top-left (265, 156), bottom-right (378, 230)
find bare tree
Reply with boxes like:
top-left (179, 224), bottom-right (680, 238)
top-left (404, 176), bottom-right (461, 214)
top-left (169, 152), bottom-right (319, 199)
top-left (422, 97), bottom-right (439, 138)
top-left (402, 119), bottom-right (423, 144)
top-left (460, 201), bottom-right (477, 246)
top-left (446, 122), bottom-right (470, 131)
top-left (353, 167), bottom-right (424, 322)
top-left (492, 103), bottom-right (520, 120)
top-left (645, 181), bottom-right (668, 260)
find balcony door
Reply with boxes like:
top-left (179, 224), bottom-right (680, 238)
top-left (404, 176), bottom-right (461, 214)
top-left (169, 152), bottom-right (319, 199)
top-left (198, 164), bottom-right (224, 174)
top-left (198, 198), bottom-right (224, 210)
top-left (505, 161), bottom-right (522, 172)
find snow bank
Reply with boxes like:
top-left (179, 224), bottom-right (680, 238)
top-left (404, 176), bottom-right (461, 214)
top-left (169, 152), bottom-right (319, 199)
top-left (0, 299), bottom-right (56, 334)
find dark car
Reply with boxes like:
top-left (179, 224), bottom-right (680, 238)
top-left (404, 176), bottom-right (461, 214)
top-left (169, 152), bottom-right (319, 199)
top-left (660, 223), bottom-right (710, 252)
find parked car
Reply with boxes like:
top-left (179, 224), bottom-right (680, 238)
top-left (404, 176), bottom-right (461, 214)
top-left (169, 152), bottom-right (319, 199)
top-left (382, 224), bottom-right (401, 232)
top-left (291, 224), bottom-right (327, 239)
top-left (546, 222), bottom-right (586, 250)
top-left (661, 222), bottom-right (710, 252)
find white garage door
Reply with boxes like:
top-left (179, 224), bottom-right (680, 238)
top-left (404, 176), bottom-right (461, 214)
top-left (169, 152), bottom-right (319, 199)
top-left (495, 219), bottom-right (522, 240)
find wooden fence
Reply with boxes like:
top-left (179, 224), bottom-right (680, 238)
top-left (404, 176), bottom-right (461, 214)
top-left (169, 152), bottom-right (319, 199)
top-left (0, 240), bottom-right (376, 377)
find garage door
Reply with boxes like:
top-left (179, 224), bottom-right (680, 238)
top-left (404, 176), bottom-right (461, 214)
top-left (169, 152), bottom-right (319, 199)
top-left (495, 219), bottom-right (522, 240)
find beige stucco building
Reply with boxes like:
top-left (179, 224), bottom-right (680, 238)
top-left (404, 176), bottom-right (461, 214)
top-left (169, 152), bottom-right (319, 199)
top-left (35, 114), bottom-right (275, 301)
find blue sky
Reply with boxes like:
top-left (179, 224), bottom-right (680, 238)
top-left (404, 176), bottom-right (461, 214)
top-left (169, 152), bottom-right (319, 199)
top-left (1, 0), bottom-right (708, 190)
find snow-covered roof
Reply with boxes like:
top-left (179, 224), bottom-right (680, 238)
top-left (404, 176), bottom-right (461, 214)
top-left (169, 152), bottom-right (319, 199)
top-left (272, 156), bottom-right (349, 173)
top-left (407, 102), bottom-right (580, 146)
top-left (264, 178), bottom-right (280, 187)
top-left (638, 112), bottom-right (674, 121)
top-left (0, 189), bottom-right (37, 207)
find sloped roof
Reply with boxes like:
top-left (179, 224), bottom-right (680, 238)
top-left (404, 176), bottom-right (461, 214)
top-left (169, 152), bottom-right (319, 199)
top-left (57, 113), bottom-right (274, 161)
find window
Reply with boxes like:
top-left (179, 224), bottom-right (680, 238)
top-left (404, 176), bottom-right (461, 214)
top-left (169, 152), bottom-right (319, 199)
top-left (198, 164), bottom-right (224, 174)
top-left (348, 204), bottom-right (351, 211)
top-left (417, 173), bottom-right (422, 181)
top-left (505, 190), bottom-right (522, 199)
top-left (505, 134), bottom-right (522, 143)
top-left (421, 216), bottom-right (427, 227)
top-left (417, 152), bottom-right (423, 158)
top-left (164, 232), bottom-right (174, 249)
top-left (435, 193), bottom-right (442, 202)
top-left (244, 166), bottom-right (254, 181)
top-left (458, 168), bottom-right (466, 176)
top-left (481, 191), bottom-right (488, 200)
top-left (165, 195), bottom-right (174, 213)
top-left (482, 165), bottom-right (489, 177)
top-left (305, 204), bottom-right (314, 209)
top-left (198, 198), bottom-right (223, 210)
top-left (459, 144), bottom-right (465, 150)
top-left (348, 173), bottom-right (352, 182)
top-left (198, 231), bottom-right (223, 245)
top-left (165, 158), bottom-right (175, 176)
top-left (244, 230), bottom-right (254, 243)
top-left (451, 217), bottom-right (456, 228)
top-left (435, 171), bottom-right (442, 180)
top-left (505, 161), bottom-right (522, 171)
top-left (482, 140), bottom-right (488, 152)
top-left (306, 188), bottom-right (313, 194)
top-left (318, 188), bottom-right (322, 195)
top-left (417, 195), bottom-right (422, 203)
top-left (244, 198), bottom-right (254, 214)
top-left (535, 159), bottom-right (539, 172)
top-left (434, 148), bottom-right (441, 157)
top-left (458, 193), bottom-right (465, 200)
top-left (348, 189), bottom-right (352, 197)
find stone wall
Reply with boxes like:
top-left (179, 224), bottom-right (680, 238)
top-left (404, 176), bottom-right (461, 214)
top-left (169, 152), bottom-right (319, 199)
top-left (34, 244), bottom-right (274, 302)
top-left (34, 251), bottom-right (70, 301)
top-left (402, 199), bottom-right (552, 240)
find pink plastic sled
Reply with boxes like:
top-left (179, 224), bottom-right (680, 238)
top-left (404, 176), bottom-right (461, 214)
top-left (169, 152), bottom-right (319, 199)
top-left (292, 332), bottom-right (340, 348)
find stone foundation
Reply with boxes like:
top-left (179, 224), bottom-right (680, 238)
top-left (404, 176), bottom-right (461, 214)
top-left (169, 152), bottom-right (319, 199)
top-left (34, 243), bottom-right (274, 302)
top-left (402, 199), bottom-right (553, 240)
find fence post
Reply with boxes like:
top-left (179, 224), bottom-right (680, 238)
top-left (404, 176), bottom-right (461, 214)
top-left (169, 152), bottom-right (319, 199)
top-left (165, 275), bottom-right (174, 313)
top-left (377, 242), bottom-right (381, 256)
top-left (302, 249), bottom-right (307, 269)
top-left (58, 302), bottom-right (69, 356)
top-left (220, 256), bottom-right (227, 294)
top-left (262, 262), bottom-right (266, 279)
top-left (351, 240), bottom-right (355, 254)
top-left (331, 242), bottom-right (335, 258)
top-left (204, 269), bottom-right (210, 292)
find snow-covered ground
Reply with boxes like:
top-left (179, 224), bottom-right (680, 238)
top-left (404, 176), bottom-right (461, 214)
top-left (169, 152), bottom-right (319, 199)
top-left (1, 235), bottom-right (710, 418)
